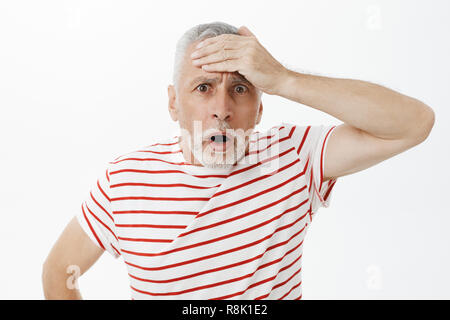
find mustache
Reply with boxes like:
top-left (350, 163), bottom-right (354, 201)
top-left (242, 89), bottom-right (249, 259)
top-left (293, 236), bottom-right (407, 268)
top-left (187, 121), bottom-right (251, 144)
top-left (201, 122), bottom-right (233, 140)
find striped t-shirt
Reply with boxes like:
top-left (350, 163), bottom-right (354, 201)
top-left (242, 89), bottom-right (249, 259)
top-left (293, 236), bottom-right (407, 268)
top-left (76, 122), bottom-right (338, 300)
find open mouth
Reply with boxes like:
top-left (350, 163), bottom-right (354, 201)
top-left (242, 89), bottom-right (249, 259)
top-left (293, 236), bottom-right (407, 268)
top-left (208, 133), bottom-right (233, 152)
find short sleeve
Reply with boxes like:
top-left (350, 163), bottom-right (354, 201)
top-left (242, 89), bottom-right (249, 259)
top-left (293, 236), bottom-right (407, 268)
top-left (75, 163), bottom-right (121, 258)
top-left (284, 122), bottom-right (339, 222)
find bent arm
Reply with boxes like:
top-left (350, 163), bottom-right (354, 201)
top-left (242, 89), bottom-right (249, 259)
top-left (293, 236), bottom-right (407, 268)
top-left (42, 216), bottom-right (104, 299)
top-left (276, 70), bottom-right (435, 181)
top-left (278, 71), bottom-right (435, 141)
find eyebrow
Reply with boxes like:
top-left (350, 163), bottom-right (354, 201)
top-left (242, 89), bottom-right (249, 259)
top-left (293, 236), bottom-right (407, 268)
top-left (189, 74), bottom-right (253, 87)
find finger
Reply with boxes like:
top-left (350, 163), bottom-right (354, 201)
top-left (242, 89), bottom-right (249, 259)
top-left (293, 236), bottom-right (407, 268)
top-left (195, 33), bottom-right (245, 49)
top-left (201, 59), bottom-right (240, 73)
top-left (192, 49), bottom-right (240, 66)
top-left (191, 39), bottom-right (241, 59)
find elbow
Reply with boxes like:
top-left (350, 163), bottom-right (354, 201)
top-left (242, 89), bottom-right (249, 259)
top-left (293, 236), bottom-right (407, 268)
top-left (42, 257), bottom-right (64, 299)
top-left (417, 105), bottom-right (435, 143)
top-left (41, 258), bottom-right (54, 298)
top-left (408, 103), bottom-right (435, 145)
top-left (42, 256), bottom-right (82, 300)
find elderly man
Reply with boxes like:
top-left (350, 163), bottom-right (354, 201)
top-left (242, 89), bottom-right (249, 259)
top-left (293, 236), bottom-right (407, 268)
top-left (42, 21), bottom-right (434, 300)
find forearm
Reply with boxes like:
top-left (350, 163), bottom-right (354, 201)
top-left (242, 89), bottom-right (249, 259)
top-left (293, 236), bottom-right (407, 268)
top-left (277, 70), bottom-right (435, 140)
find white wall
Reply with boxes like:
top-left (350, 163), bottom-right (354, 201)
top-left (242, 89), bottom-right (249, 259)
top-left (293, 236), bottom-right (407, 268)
top-left (0, 0), bottom-right (448, 299)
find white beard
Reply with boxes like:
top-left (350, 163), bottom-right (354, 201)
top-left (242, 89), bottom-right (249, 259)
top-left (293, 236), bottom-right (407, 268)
top-left (191, 136), bottom-right (247, 169)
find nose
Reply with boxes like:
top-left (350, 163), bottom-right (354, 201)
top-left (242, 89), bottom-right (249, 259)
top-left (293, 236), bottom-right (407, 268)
top-left (210, 86), bottom-right (233, 122)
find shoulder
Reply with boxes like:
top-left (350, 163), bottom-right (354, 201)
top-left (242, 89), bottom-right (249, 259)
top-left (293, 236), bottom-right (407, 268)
top-left (255, 122), bottom-right (297, 139)
top-left (276, 122), bottom-right (335, 142)
top-left (107, 135), bottom-right (179, 171)
top-left (257, 122), bottom-right (315, 143)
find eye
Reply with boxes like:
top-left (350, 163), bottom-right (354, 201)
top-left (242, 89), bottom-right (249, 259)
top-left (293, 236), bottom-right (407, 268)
top-left (196, 83), bottom-right (210, 93)
top-left (235, 85), bottom-right (248, 94)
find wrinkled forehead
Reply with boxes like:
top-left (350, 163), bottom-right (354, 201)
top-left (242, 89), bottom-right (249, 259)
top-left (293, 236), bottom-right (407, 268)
top-left (186, 72), bottom-right (252, 89)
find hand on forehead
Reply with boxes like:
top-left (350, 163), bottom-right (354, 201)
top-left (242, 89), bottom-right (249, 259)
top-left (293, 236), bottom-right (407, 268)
top-left (186, 26), bottom-right (288, 96)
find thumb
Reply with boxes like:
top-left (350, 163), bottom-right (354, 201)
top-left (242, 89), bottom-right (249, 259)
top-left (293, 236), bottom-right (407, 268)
top-left (238, 25), bottom-right (255, 37)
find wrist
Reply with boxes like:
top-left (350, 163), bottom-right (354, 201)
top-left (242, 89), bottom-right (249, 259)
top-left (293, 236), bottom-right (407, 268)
top-left (272, 68), bottom-right (299, 98)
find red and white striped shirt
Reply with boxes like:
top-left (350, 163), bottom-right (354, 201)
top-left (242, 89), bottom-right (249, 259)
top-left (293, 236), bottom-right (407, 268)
top-left (76, 122), bottom-right (338, 300)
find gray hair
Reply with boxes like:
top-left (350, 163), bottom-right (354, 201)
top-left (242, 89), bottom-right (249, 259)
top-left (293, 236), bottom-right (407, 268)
top-left (172, 21), bottom-right (239, 93)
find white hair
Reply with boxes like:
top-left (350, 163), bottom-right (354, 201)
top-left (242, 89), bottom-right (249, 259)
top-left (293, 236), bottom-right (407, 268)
top-left (172, 21), bottom-right (239, 94)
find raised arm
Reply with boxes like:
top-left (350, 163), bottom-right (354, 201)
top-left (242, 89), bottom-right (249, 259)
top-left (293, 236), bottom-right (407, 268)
top-left (42, 216), bottom-right (104, 299)
top-left (277, 71), bottom-right (435, 181)
top-left (188, 26), bottom-right (435, 181)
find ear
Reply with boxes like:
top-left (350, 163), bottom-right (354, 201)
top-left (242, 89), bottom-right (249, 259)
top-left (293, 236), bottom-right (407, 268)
top-left (256, 100), bottom-right (263, 125)
top-left (168, 85), bottom-right (178, 122)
